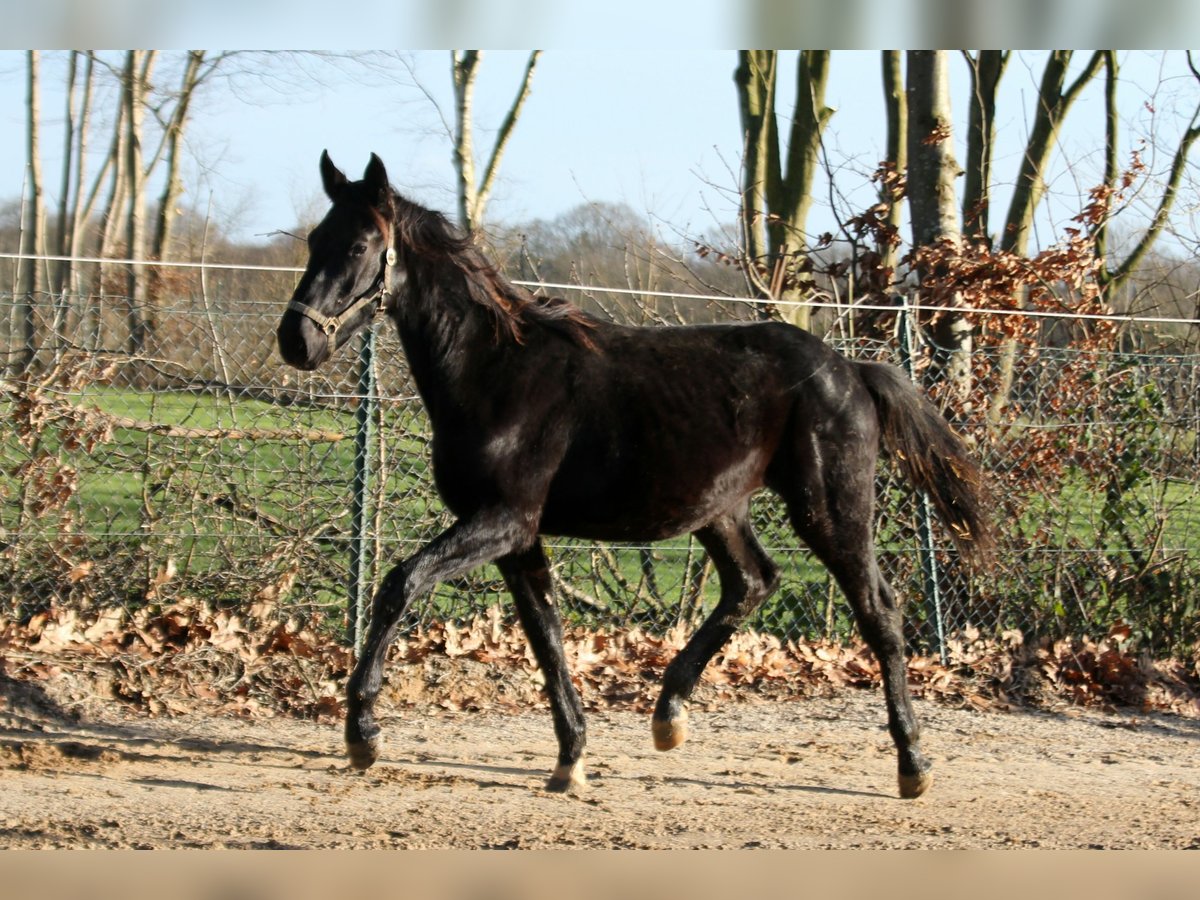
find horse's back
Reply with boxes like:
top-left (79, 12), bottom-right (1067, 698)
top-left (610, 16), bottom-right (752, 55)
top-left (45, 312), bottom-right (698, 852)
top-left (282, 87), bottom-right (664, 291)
top-left (537, 318), bottom-right (866, 540)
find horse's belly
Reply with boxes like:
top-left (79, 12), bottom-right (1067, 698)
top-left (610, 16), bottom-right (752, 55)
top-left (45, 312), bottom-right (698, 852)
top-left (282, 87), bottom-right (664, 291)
top-left (539, 447), bottom-right (767, 542)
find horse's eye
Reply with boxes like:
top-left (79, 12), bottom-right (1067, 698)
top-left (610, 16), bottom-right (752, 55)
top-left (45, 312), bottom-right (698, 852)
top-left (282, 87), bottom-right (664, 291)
top-left (350, 242), bottom-right (368, 257)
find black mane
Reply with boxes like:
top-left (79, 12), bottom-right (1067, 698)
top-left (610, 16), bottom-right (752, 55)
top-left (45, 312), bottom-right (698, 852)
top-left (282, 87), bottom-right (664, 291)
top-left (391, 194), bottom-right (597, 347)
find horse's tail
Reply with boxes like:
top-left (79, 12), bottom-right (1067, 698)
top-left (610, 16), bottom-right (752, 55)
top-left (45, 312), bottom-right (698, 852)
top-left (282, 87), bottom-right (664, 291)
top-left (856, 361), bottom-right (996, 566)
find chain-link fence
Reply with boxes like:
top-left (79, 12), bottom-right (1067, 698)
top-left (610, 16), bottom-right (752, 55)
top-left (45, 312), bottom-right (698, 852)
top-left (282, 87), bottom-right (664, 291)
top-left (3, 255), bottom-right (1199, 657)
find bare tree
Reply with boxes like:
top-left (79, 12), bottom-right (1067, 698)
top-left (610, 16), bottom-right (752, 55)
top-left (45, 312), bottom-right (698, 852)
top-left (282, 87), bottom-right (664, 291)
top-left (96, 59), bottom-right (130, 320)
top-left (906, 50), bottom-right (971, 403)
top-left (150, 51), bottom-right (206, 266)
top-left (16, 51), bottom-right (45, 373)
top-left (52, 51), bottom-right (78, 298)
top-left (879, 50), bottom-right (907, 278)
top-left (961, 51), bottom-right (1009, 243)
top-left (1097, 52), bottom-right (1200, 296)
top-left (734, 50), bottom-right (834, 329)
top-left (734, 50), bottom-right (774, 289)
top-left (1002, 51), bottom-right (1105, 257)
top-left (122, 50), bottom-right (154, 355)
top-left (146, 51), bottom-right (233, 340)
top-left (451, 50), bottom-right (540, 232)
top-left (48, 51), bottom-right (98, 351)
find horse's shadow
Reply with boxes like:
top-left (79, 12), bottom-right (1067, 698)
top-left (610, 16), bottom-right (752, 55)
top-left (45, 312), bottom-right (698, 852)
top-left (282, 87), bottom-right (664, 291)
top-left (0, 670), bottom-right (337, 767)
top-left (376, 752), bottom-right (888, 799)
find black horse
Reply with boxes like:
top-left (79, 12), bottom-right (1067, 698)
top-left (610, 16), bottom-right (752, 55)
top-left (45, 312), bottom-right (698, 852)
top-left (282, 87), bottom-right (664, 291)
top-left (277, 152), bottom-right (993, 799)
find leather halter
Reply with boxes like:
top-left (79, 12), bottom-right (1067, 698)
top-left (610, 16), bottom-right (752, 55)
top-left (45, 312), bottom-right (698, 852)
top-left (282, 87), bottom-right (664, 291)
top-left (287, 226), bottom-right (400, 339)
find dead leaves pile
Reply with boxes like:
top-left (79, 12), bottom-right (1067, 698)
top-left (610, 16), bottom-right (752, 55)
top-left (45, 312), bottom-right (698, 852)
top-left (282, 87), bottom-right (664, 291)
top-left (934, 624), bottom-right (1200, 717)
top-left (1, 602), bottom-right (1197, 721)
top-left (1, 600), bottom-right (351, 721)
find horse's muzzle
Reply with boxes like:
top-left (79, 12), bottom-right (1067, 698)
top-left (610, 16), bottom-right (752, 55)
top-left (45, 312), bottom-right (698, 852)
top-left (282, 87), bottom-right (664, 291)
top-left (276, 309), bottom-right (330, 371)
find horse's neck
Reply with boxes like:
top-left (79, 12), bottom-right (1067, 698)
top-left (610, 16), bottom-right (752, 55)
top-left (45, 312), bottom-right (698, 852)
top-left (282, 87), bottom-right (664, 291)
top-left (392, 270), bottom-right (495, 420)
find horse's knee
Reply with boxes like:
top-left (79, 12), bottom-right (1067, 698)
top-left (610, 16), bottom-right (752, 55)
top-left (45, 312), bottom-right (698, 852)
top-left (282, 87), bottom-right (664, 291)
top-left (372, 564), bottom-right (409, 618)
top-left (758, 556), bottom-right (782, 597)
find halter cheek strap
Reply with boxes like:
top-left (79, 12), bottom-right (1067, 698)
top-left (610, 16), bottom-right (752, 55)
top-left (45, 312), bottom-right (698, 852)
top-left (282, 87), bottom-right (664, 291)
top-left (287, 238), bottom-right (400, 339)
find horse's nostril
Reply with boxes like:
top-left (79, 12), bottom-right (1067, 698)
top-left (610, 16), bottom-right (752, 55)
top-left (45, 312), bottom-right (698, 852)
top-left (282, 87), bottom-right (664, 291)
top-left (278, 331), bottom-right (314, 370)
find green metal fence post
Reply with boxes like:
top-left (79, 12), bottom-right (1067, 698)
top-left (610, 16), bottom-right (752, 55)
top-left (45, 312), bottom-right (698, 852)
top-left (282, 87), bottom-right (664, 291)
top-left (349, 325), bottom-right (377, 651)
top-left (897, 297), bottom-right (948, 663)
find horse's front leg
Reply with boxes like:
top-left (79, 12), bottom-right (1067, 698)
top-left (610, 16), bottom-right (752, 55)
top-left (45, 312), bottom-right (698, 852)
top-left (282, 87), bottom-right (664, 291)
top-left (345, 510), bottom-right (535, 770)
top-left (344, 562), bottom-right (406, 770)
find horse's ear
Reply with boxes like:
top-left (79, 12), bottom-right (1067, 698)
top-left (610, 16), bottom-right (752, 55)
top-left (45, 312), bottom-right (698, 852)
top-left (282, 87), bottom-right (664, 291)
top-left (320, 150), bottom-right (348, 201)
top-left (363, 153), bottom-right (391, 209)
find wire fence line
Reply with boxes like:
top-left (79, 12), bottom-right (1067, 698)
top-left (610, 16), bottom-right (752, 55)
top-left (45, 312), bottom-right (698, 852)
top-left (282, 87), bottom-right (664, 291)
top-left (6, 251), bottom-right (1200, 325)
top-left (2, 252), bottom-right (1199, 656)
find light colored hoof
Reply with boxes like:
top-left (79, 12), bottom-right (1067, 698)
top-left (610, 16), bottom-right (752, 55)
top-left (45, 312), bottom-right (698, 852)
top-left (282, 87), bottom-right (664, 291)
top-left (346, 737), bottom-right (379, 771)
top-left (546, 760), bottom-right (588, 793)
top-left (898, 770), bottom-right (932, 799)
top-left (652, 709), bottom-right (689, 752)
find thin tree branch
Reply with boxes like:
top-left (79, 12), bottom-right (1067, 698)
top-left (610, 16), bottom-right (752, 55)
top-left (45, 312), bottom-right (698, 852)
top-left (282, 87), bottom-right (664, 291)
top-left (472, 50), bottom-right (541, 231)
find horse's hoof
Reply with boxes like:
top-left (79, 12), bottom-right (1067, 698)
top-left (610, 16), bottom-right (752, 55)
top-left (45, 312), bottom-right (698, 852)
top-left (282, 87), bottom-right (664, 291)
top-left (346, 736), bottom-right (379, 771)
top-left (898, 770), bottom-right (932, 799)
top-left (345, 713), bottom-right (381, 771)
top-left (546, 760), bottom-right (588, 793)
top-left (652, 709), bottom-right (688, 751)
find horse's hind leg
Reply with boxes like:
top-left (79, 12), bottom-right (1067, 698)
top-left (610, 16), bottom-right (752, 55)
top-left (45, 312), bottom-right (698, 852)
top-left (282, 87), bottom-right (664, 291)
top-left (496, 543), bottom-right (587, 792)
top-left (784, 465), bottom-right (932, 799)
top-left (826, 547), bottom-right (931, 798)
top-left (652, 508), bottom-right (779, 751)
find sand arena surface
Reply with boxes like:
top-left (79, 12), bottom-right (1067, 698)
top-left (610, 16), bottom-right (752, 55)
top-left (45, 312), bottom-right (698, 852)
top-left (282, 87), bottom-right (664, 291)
top-left (3, 670), bottom-right (1198, 849)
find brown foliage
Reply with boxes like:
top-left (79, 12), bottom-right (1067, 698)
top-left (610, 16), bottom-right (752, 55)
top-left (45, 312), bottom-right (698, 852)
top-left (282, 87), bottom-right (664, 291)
top-left (2, 601), bottom-right (1196, 722)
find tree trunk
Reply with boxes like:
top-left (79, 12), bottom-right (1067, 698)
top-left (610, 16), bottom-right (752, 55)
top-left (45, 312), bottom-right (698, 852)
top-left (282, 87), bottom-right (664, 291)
top-left (123, 51), bottom-right (152, 357)
top-left (906, 50), bottom-right (970, 404)
top-left (66, 51), bottom-right (96, 340)
top-left (148, 51), bottom-right (207, 330)
top-left (49, 51), bottom-right (81, 356)
top-left (880, 50), bottom-right (907, 278)
top-left (987, 51), bottom-right (1104, 425)
top-left (451, 50), bottom-right (540, 233)
top-left (734, 49), bottom-right (777, 310)
top-left (734, 50), bottom-right (833, 329)
top-left (906, 52), bottom-right (961, 247)
top-left (777, 51), bottom-right (832, 331)
top-left (961, 51), bottom-right (1007, 244)
top-left (92, 91), bottom-right (126, 353)
top-left (1093, 51), bottom-right (1120, 276)
top-left (98, 83), bottom-right (128, 264)
top-left (451, 50), bottom-right (481, 231)
top-left (17, 51), bottom-right (46, 373)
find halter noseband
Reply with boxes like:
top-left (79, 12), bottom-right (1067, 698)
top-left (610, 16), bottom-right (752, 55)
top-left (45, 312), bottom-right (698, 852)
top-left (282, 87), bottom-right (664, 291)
top-left (287, 226), bottom-right (400, 339)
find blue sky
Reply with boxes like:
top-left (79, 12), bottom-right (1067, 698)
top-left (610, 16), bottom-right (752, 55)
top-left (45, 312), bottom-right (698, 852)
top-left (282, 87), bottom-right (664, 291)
top-left (2, 50), bottom-right (1196, 251)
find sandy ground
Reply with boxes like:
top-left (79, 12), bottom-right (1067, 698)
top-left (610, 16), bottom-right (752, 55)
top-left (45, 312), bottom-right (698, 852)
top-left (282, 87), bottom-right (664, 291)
top-left (2, 670), bottom-right (1198, 850)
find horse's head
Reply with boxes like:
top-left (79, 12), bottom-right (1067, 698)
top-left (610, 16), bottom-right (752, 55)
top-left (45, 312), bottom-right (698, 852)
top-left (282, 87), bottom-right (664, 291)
top-left (277, 151), bottom-right (403, 371)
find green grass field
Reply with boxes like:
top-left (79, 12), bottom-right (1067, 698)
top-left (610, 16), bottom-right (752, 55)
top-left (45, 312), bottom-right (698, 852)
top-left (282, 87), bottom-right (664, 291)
top-left (4, 385), bottom-right (1199, 649)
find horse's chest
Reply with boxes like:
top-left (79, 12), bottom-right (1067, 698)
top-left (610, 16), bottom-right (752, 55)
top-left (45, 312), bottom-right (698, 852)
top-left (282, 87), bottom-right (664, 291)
top-left (428, 423), bottom-right (558, 518)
